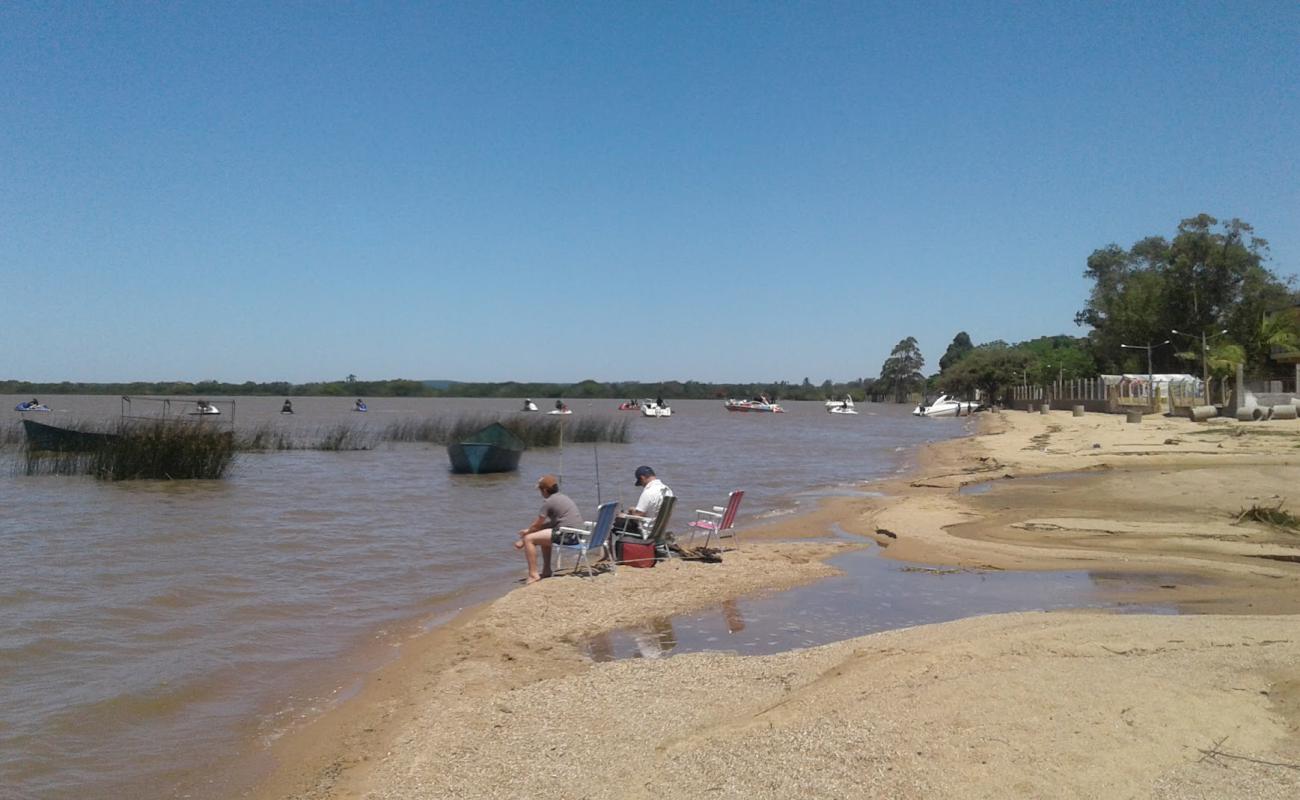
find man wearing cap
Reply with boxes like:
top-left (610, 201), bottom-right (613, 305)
top-left (513, 474), bottom-right (584, 584)
top-left (620, 465), bottom-right (673, 534)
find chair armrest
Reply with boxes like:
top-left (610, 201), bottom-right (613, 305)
top-left (712, 506), bottom-right (726, 513)
top-left (554, 525), bottom-right (592, 545)
top-left (694, 509), bottom-right (722, 521)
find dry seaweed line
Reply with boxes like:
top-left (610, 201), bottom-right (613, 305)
top-left (1234, 500), bottom-right (1300, 532)
top-left (1197, 736), bottom-right (1300, 771)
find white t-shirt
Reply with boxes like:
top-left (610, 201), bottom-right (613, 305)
top-left (634, 477), bottom-right (673, 518)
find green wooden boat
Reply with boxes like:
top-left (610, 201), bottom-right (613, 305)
top-left (23, 419), bottom-right (119, 452)
top-left (447, 422), bottom-right (525, 474)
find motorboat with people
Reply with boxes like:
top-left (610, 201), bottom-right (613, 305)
top-left (521, 398), bottom-right (539, 412)
top-left (618, 399), bottom-right (642, 411)
top-left (191, 400), bottom-right (221, 416)
top-left (548, 400), bottom-right (572, 415)
top-left (826, 396), bottom-right (857, 414)
top-left (724, 397), bottom-right (785, 413)
top-left (353, 399), bottom-right (368, 413)
top-left (913, 394), bottom-right (980, 417)
top-left (280, 399), bottom-right (294, 414)
top-left (641, 400), bottom-right (672, 418)
top-left (15, 399), bottom-right (51, 412)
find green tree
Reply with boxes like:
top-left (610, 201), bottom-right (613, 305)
top-left (938, 331), bottom-right (974, 372)
top-left (877, 337), bottom-right (926, 403)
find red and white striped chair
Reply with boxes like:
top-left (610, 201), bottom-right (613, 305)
top-left (686, 490), bottom-right (745, 549)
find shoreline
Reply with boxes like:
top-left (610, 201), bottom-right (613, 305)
top-left (253, 409), bottom-right (1300, 799)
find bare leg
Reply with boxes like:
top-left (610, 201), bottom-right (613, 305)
top-left (539, 540), bottom-right (553, 578)
top-left (522, 530), bottom-right (552, 583)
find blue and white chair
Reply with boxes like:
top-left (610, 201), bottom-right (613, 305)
top-left (553, 501), bottom-right (619, 577)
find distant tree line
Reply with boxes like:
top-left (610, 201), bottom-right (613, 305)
top-left (877, 214), bottom-right (1299, 405)
top-left (1, 376), bottom-right (879, 402)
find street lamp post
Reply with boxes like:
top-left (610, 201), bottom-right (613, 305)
top-left (1120, 340), bottom-right (1171, 412)
top-left (1171, 328), bottom-right (1229, 402)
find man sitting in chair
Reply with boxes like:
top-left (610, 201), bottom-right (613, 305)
top-left (618, 465), bottom-right (673, 536)
top-left (514, 474), bottom-right (584, 584)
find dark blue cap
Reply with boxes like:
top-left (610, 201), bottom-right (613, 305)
top-left (634, 465), bottom-right (654, 485)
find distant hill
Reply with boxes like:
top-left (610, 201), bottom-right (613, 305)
top-left (422, 380), bottom-right (457, 389)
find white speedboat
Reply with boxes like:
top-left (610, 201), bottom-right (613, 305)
top-left (521, 399), bottom-right (539, 412)
top-left (641, 401), bottom-right (672, 418)
top-left (724, 398), bottom-right (785, 413)
top-left (912, 394), bottom-right (979, 417)
top-left (826, 396), bottom-right (857, 414)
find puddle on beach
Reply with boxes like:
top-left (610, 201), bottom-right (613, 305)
top-left (581, 544), bottom-right (1184, 662)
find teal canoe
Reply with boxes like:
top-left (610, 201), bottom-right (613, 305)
top-left (447, 422), bottom-right (525, 474)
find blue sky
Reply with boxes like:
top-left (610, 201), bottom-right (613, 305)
top-left (2, 2), bottom-right (1297, 384)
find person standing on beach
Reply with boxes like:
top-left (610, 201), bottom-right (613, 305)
top-left (514, 474), bottom-right (584, 584)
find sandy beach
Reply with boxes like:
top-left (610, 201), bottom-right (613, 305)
top-left (257, 409), bottom-right (1300, 800)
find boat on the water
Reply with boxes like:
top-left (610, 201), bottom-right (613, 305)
top-left (618, 400), bottom-right (641, 411)
top-left (826, 396), bottom-right (857, 414)
top-left (913, 394), bottom-right (980, 417)
top-left (15, 401), bottom-right (51, 412)
top-left (521, 399), bottom-right (539, 412)
top-left (22, 419), bottom-right (118, 452)
top-left (641, 400), bottom-right (671, 418)
top-left (353, 399), bottom-right (368, 413)
top-left (548, 409), bottom-right (572, 415)
top-left (724, 398), bottom-right (785, 413)
top-left (447, 422), bottom-right (525, 474)
top-left (190, 401), bottom-right (221, 416)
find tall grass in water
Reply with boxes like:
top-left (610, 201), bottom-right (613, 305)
top-left (22, 420), bottom-right (236, 480)
top-left (380, 414), bottom-right (629, 447)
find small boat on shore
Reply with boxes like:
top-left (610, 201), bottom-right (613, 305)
top-left (913, 394), bottom-right (980, 417)
top-left (22, 419), bottom-right (118, 452)
top-left (447, 422), bottom-right (525, 474)
top-left (724, 398), bottom-right (785, 413)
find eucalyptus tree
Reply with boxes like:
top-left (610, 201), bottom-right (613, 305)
top-left (877, 337), bottom-right (926, 403)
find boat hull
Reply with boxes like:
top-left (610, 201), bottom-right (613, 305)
top-left (447, 422), bottom-right (526, 474)
top-left (447, 442), bottom-right (523, 474)
top-left (22, 419), bottom-right (118, 452)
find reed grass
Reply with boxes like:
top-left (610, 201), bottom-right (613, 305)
top-left (21, 420), bottom-right (236, 480)
top-left (379, 414), bottom-right (629, 447)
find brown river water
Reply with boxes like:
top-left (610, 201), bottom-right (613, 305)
top-left (1, 395), bottom-right (971, 799)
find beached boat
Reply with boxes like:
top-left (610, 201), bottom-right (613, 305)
top-left (447, 422), bottom-right (525, 474)
top-left (724, 398), bottom-right (785, 413)
top-left (14, 402), bottom-right (51, 412)
top-left (913, 394), bottom-right (980, 417)
top-left (22, 419), bottom-right (118, 452)
top-left (641, 400), bottom-right (672, 418)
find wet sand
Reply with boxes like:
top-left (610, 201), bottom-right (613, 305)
top-left (257, 409), bottom-right (1300, 799)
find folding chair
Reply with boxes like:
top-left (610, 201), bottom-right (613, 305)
top-left (686, 490), bottom-right (745, 549)
top-left (552, 501), bottom-right (619, 577)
